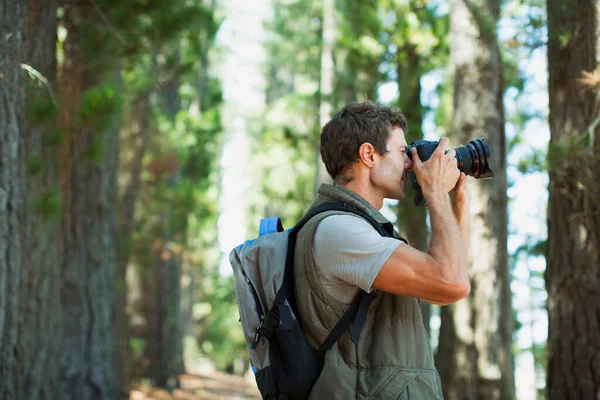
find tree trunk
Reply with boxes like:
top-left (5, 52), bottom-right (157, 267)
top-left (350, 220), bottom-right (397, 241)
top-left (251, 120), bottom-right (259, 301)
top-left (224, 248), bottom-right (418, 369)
top-left (435, 0), bottom-right (513, 399)
top-left (139, 235), bottom-right (184, 389)
top-left (114, 94), bottom-right (151, 398)
top-left (140, 77), bottom-right (185, 390)
top-left (395, 43), bottom-right (431, 334)
top-left (158, 51), bottom-right (181, 122)
top-left (58, 4), bottom-right (119, 398)
top-left (546, 1), bottom-right (600, 399)
top-left (18, 0), bottom-right (62, 398)
top-left (156, 246), bottom-right (184, 388)
top-left (314, 0), bottom-right (335, 195)
top-left (0, 1), bottom-right (26, 397)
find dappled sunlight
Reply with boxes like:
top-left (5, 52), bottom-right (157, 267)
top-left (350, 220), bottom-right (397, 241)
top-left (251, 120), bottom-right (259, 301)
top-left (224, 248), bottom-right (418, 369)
top-left (130, 374), bottom-right (260, 400)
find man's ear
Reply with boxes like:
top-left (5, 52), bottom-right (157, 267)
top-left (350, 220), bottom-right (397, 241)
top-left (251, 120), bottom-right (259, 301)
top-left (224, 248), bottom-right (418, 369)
top-left (358, 142), bottom-right (376, 167)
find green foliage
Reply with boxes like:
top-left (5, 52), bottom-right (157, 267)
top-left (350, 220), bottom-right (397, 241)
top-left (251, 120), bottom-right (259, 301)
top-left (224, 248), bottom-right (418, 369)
top-left (514, 238), bottom-right (547, 258)
top-left (42, 129), bottom-right (64, 148)
top-left (27, 154), bottom-right (43, 176)
top-left (34, 189), bottom-right (61, 219)
top-left (433, 71), bottom-right (453, 136)
top-left (502, 51), bottom-right (526, 92)
top-left (28, 95), bottom-right (57, 125)
top-left (85, 133), bottom-right (106, 164)
top-left (502, 0), bottom-right (546, 51)
top-left (547, 133), bottom-right (593, 167)
top-left (336, 0), bottom-right (385, 102)
top-left (266, 0), bottom-right (322, 85)
top-left (378, 0), bottom-right (450, 147)
top-left (114, 0), bottom-right (227, 378)
top-left (115, 278), bottom-right (127, 294)
top-left (197, 274), bottom-right (247, 371)
top-left (254, 0), bottom-right (328, 230)
top-left (516, 148), bottom-right (547, 173)
top-left (78, 84), bottom-right (123, 130)
top-left (547, 0), bottom-right (576, 47)
top-left (130, 338), bottom-right (147, 370)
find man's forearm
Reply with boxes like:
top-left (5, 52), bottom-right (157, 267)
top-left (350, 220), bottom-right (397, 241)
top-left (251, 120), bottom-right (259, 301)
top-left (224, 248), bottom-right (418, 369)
top-left (456, 213), bottom-right (470, 255)
top-left (425, 192), bottom-right (469, 285)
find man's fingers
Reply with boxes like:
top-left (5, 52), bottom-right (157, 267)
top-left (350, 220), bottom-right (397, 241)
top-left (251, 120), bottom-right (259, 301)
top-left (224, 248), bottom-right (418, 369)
top-left (457, 172), bottom-right (467, 187)
top-left (433, 137), bottom-right (450, 155)
top-left (411, 147), bottom-right (423, 167)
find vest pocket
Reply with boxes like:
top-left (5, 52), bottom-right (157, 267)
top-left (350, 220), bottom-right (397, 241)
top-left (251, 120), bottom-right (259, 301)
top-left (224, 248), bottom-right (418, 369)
top-left (393, 370), bottom-right (443, 400)
top-left (369, 368), bottom-right (418, 398)
top-left (364, 368), bottom-right (443, 400)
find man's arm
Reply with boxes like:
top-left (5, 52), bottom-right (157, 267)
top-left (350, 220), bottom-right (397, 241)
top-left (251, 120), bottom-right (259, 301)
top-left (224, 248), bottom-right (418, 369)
top-left (451, 172), bottom-right (470, 254)
top-left (372, 138), bottom-right (470, 305)
top-left (372, 193), bottom-right (470, 305)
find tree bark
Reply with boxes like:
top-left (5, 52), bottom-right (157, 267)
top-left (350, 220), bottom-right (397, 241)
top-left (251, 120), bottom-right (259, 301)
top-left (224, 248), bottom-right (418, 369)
top-left (155, 246), bottom-right (184, 388)
top-left (139, 76), bottom-right (185, 390)
top-left (546, 1), bottom-right (600, 399)
top-left (0, 1), bottom-right (26, 398)
top-left (18, 0), bottom-right (62, 398)
top-left (114, 94), bottom-right (151, 398)
top-left (158, 50), bottom-right (181, 123)
top-left (58, 4), bottom-right (119, 398)
top-left (138, 235), bottom-right (184, 389)
top-left (314, 0), bottom-right (335, 195)
top-left (435, 0), bottom-right (513, 399)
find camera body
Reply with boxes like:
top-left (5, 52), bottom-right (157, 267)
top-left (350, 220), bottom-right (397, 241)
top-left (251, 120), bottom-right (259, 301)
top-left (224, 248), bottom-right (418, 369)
top-left (406, 138), bottom-right (494, 206)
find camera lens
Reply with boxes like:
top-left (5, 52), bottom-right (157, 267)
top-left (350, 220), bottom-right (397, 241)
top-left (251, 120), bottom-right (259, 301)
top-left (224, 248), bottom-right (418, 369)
top-left (455, 138), bottom-right (493, 179)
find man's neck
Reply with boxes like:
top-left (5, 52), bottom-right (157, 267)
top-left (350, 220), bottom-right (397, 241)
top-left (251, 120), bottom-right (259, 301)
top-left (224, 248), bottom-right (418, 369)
top-left (340, 181), bottom-right (384, 210)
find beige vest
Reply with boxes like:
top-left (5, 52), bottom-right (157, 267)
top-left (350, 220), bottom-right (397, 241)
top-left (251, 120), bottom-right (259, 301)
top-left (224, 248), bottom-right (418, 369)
top-left (294, 184), bottom-right (444, 399)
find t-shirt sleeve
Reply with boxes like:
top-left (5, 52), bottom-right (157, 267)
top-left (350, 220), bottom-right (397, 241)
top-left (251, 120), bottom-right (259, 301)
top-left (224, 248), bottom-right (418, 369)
top-left (312, 214), bottom-right (402, 294)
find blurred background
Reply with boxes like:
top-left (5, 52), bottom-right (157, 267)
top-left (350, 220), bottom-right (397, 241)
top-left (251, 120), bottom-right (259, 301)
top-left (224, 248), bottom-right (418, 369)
top-left (1, 0), bottom-right (598, 399)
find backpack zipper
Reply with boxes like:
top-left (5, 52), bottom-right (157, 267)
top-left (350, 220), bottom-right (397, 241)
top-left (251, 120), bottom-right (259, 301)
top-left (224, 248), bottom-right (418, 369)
top-left (251, 316), bottom-right (265, 349)
top-left (243, 273), bottom-right (266, 349)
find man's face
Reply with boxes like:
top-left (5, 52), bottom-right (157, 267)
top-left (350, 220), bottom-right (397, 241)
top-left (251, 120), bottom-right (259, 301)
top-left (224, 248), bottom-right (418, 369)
top-left (371, 127), bottom-right (412, 200)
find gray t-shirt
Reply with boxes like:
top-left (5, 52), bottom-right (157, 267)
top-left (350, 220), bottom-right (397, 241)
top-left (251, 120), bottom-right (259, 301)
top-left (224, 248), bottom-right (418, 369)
top-left (312, 214), bottom-right (402, 303)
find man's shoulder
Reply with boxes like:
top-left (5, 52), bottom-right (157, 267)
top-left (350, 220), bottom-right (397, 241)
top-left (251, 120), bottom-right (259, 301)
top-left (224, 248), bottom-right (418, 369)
top-left (313, 213), bottom-right (384, 250)
top-left (316, 213), bottom-right (372, 232)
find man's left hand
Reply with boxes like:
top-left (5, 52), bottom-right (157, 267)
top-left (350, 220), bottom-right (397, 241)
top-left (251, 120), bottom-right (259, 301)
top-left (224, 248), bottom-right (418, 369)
top-left (450, 172), bottom-right (470, 220)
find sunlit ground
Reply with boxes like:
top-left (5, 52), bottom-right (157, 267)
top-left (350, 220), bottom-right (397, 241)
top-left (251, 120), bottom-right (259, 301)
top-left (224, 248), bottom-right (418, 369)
top-left (130, 373), bottom-right (260, 400)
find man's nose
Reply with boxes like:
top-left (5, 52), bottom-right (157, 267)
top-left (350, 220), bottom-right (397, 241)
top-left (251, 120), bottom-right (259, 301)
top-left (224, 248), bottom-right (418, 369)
top-left (405, 155), bottom-right (413, 170)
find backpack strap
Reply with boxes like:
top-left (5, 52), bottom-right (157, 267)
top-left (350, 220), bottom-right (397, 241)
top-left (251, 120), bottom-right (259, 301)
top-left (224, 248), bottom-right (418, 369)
top-left (271, 201), bottom-right (401, 362)
top-left (259, 217), bottom-right (284, 236)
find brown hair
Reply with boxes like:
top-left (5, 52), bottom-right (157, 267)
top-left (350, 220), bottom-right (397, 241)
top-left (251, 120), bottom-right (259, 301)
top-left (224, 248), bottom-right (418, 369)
top-left (320, 101), bottom-right (407, 183)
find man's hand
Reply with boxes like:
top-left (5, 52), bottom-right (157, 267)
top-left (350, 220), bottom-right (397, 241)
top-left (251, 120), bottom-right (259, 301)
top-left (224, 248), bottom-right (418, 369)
top-left (379, 138), bottom-right (470, 305)
top-left (411, 137), bottom-right (460, 202)
top-left (450, 171), bottom-right (470, 253)
top-left (450, 172), bottom-right (470, 220)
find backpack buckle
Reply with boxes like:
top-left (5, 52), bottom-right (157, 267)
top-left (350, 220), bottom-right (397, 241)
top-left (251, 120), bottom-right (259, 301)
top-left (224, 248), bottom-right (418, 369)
top-left (260, 309), bottom-right (280, 341)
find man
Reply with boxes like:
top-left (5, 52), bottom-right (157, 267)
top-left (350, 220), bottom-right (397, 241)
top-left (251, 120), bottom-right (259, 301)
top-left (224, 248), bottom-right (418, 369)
top-left (293, 101), bottom-right (470, 399)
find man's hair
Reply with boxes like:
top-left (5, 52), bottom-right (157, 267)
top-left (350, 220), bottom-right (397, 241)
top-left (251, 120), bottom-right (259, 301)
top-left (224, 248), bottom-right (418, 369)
top-left (320, 101), bottom-right (408, 183)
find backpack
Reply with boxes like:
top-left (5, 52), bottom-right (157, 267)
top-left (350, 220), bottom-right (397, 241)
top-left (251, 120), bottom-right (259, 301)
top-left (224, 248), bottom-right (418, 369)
top-left (229, 201), bottom-right (397, 400)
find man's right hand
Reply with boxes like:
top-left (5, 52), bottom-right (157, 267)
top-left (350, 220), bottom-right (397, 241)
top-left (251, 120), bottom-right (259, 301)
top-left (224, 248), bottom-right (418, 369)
top-left (410, 137), bottom-right (460, 202)
top-left (375, 137), bottom-right (470, 305)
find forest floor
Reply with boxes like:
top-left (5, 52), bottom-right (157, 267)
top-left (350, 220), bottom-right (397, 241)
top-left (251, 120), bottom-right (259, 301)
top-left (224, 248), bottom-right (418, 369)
top-left (129, 372), bottom-right (261, 400)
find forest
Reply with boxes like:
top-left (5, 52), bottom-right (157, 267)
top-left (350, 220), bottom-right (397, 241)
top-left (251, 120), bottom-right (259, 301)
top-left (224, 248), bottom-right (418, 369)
top-left (0, 0), bottom-right (598, 399)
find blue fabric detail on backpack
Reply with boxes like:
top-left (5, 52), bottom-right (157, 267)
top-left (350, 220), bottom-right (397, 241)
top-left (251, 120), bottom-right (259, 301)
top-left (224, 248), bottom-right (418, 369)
top-left (259, 217), bottom-right (284, 236)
